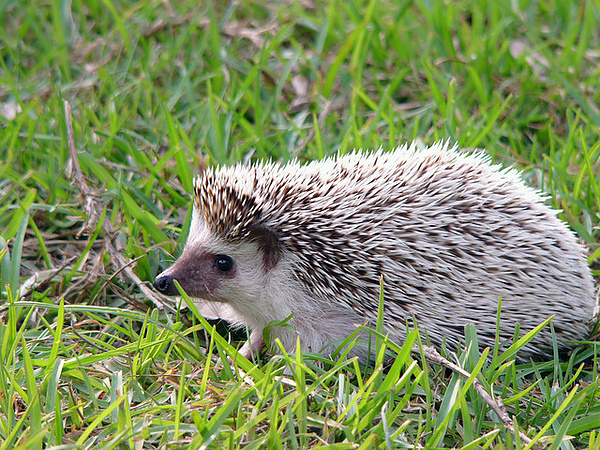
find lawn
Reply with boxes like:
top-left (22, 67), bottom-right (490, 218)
top-left (1, 0), bottom-right (599, 448)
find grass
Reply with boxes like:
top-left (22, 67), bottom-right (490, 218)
top-left (1, 0), bottom-right (600, 448)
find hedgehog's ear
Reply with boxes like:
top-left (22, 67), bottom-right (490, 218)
top-left (198, 155), bottom-right (207, 175)
top-left (249, 225), bottom-right (280, 271)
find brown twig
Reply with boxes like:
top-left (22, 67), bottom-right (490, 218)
top-left (63, 100), bottom-right (174, 313)
top-left (415, 345), bottom-right (539, 449)
top-left (292, 99), bottom-right (333, 158)
top-left (65, 101), bottom-right (102, 238)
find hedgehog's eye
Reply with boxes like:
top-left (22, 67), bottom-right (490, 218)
top-left (215, 255), bottom-right (234, 273)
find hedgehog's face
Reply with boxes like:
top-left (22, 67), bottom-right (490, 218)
top-left (153, 212), bottom-right (282, 311)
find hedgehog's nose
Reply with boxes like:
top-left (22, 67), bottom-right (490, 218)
top-left (153, 273), bottom-right (178, 296)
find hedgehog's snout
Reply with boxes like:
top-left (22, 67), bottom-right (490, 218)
top-left (152, 250), bottom-right (230, 299)
top-left (153, 273), bottom-right (179, 296)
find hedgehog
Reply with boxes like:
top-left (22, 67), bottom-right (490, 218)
top-left (153, 142), bottom-right (596, 362)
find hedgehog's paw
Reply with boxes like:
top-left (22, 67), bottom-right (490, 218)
top-left (237, 329), bottom-right (265, 362)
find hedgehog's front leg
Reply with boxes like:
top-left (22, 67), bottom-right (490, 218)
top-left (238, 329), bottom-right (265, 361)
